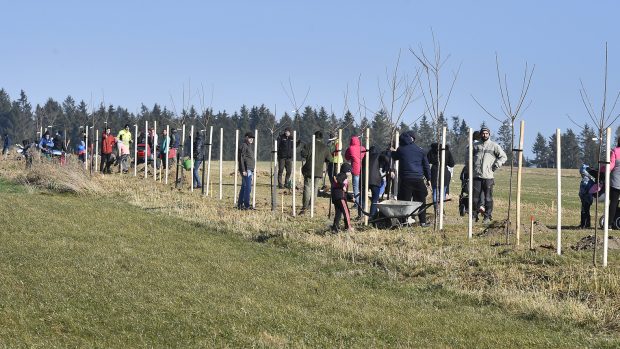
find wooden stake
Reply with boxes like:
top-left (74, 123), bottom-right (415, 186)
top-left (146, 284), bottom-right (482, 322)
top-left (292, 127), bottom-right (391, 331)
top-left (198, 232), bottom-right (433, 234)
top-left (468, 128), bottom-right (473, 239)
top-left (134, 124), bottom-right (138, 176)
top-left (206, 126), bottom-right (213, 197)
top-left (292, 130), bottom-right (297, 216)
top-left (603, 127), bottom-right (611, 267)
top-left (153, 121), bottom-right (158, 181)
top-left (85, 126), bottom-right (89, 171)
top-left (219, 127), bottom-right (223, 200)
top-left (311, 134), bottom-right (316, 218)
top-left (190, 125), bottom-right (194, 192)
top-left (364, 128), bottom-right (370, 226)
top-left (165, 125), bottom-right (170, 184)
top-left (529, 215), bottom-right (535, 250)
top-left (144, 121), bottom-right (148, 179)
top-left (234, 129), bottom-right (239, 205)
top-left (95, 129), bottom-right (99, 173)
top-left (394, 131), bottom-right (399, 198)
top-left (516, 120), bottom-right (525, 245)
top-left (556, 128), bottom-right (562, 255)
top-left (439, 126), bottom-right (447, 230)
top-left (252, 129), bottom-right (258, 209)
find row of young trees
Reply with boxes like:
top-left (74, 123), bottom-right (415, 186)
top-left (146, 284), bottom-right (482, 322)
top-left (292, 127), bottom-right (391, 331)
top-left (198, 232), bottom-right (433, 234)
top-left (0, 88), bottom-right (481, 162)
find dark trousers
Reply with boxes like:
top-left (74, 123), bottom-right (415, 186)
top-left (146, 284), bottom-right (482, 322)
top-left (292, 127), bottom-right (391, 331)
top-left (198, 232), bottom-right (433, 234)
top-left (278, 158), bottom-right (292, 187)
top-left (333, 199), bottom-right (351, 230)
top-left (472, 178), bottom-right (494, 220)
top-left (579, 193), bottom-right (593, 228)
top-left (327, 162), bottom-right (337, 186)
top-left (397, 178), bottom-right (428, 224)
top-left (608, 187), bottom-right (620, 229)
top-left (100, 153), bottom-right (112, 173)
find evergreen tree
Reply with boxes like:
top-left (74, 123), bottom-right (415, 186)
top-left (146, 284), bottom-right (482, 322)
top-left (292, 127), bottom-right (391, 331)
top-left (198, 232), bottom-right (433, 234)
top-left (580, 124), bottom-right (598, 166)
top-left (561, 129), bottom-right (581, 169)
top-left (341, 110), bottom-right (357, 145)
top-left (0, 89), bottom-right (15, 140)
top-left (417, 115), bottom-right (433, 150)
top-left (548, 133), bottom-right (557, 168)
top-left (532, 132), bottom-right (550, 168)
top-left (370, 109), bottom-right (391, 149)
top-left (496, 121), bottom-right (513, 164)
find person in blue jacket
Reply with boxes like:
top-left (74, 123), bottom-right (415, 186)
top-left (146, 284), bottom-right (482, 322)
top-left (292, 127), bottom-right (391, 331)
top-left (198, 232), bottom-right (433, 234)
top-left (390, 131), bottom-right (431, 227)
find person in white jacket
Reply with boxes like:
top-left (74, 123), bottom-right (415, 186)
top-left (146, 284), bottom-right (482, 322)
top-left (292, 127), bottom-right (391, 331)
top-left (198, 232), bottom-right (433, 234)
top-left (472, 126), bottom-right (507, 224)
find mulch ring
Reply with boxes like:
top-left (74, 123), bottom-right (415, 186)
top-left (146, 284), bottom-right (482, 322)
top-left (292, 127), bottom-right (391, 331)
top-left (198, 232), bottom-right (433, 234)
top-left (571, 235), bottom-right (620, 251)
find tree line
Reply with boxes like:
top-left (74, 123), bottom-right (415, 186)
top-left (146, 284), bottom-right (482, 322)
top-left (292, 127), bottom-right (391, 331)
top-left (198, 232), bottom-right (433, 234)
top-left (0, 88), bottom-right (607, 168)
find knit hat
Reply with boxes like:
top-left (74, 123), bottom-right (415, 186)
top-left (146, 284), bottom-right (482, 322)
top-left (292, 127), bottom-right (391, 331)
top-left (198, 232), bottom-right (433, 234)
top-left (340, 162), bottom-right (352, 173)
top-left (244, 132), bottom-right (255, 138)
top-left (480, 126), bottom-right (490, 134)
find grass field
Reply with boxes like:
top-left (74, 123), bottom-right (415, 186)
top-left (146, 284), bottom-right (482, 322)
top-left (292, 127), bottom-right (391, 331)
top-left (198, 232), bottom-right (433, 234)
top-left (0, 157), bottom-right (619, 347)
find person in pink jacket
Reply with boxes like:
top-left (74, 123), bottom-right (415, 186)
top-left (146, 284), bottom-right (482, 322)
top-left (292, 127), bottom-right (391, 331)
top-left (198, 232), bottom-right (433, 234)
top-left (599, 139), bottom-right (620, 229)
top-left (345, 135), bottom-right (366, 219)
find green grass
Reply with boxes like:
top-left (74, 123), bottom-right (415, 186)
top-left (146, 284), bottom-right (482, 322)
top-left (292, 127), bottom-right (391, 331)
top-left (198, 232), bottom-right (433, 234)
top-left (1, 182), bottom-right (619, 348)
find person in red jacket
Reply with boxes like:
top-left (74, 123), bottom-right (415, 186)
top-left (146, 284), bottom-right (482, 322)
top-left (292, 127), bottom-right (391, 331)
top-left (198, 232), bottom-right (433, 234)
top-left (100, 127), bottom-right (116, 174)
top-left (345, 135), bottom-right (366, 219)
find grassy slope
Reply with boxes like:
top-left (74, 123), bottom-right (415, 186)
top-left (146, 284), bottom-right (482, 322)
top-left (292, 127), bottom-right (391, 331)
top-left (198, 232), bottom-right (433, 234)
top-left (0, 182), bottom-right (618, 348)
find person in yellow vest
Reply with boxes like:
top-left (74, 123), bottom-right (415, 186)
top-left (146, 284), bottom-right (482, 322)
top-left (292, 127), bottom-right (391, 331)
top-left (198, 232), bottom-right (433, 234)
top-left (117, 124), bottom-right (132, 146)
top-left (327, 132), bottom-right (342, 187)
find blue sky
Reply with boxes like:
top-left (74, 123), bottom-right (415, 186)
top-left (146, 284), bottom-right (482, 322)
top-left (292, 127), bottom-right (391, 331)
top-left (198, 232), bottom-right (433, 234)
top-left (2, 0), bottom-right (619, 155)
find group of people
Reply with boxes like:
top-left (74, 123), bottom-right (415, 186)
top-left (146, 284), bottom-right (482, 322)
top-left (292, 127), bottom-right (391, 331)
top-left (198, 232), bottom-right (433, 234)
top-left (236, 125), bottom-right (509, 233)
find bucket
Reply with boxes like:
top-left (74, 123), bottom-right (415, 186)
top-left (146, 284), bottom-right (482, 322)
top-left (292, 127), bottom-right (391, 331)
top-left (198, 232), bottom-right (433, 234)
top-left (183, 158), bottom-right (192, 171)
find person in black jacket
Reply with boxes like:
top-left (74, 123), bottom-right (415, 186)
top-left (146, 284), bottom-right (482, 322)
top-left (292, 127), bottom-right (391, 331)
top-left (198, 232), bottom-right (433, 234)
top-left (427, 143), bottom-right (455, 211)
top-left (237, 132), bottom-right (255, 209)
top-left (367, 146), bottom-right (390, 217)
top-left (391, 131), bottom-right (431, 227)
top-left (277, 127), bottom-right (294, 188)
top-left (52, 131), bottom-right (66, 153)
top-left (193, 131), bottom-right (204, 188)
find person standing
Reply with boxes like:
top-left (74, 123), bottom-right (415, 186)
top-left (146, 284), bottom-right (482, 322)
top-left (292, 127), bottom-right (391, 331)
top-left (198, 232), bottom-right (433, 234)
top-left (327, 132), bottom-right (342, 187)
top-left (193, 131), bottom-right (204, 188)
top-left (2, 133), bottom-right (10, 158)
top-left (579, 164), bottom-right (595, 228)
top-left (599, 138), bottom-right (620, 229)
top-left (367, 146), bottom-right (390, 218)
top-left (345, 135), bottom-right (366, 219)
top-left (237, 132), bottom-right (255, 210)
top-left (159, 128), bottom-right (170, 169)
top-left (100, 127), bottom-right (116, 174)
top-left (472, 126), bottom-right (507, 224)
top-left (427, 142), bottom-right (455, 211)
top-left (331, 163), bottom-right (353, 233)
top-left (391, 131), bottom-right (431, 227)
top-left (277, 127), bottom-right (294, 188)
top-left (117, 140), bottom-right (130, 173)
top-left (300, 131), bottom-right (333, 214)
top-left (77, 131), bottom-right (86, 162)
top-left (117, 124), bottom-right (132, 145)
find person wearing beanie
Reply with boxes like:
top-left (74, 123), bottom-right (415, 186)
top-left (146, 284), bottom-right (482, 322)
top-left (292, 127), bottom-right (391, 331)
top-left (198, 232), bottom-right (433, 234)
top-left (391, 131), bottom-right (431, 227)
top-left (472, 126), bottom-right (507, 224)
top-left (300, 130), bottom-right (333, 213)
top-left (277, 127), bottom-right (294, 188)
top-left (579, 163), bottom-right (595, 228)
top-left (331, 162), bottom-right (353, 232)
top-left (118, 124), bottom-right (133, 146)
top-left (237, 131), bottom-right (255, 209)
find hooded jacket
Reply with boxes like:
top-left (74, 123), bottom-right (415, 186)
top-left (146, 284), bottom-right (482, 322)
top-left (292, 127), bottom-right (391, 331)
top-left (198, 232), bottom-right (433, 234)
top-left (472, 138), bottom-right (507, 179)
top-left (344, 136), bottom-right (366, 176)
top-left (301, 138), bottom-right (332, 178)
top-left (277, 133), bottom-right (294, 160)
top-left (193, 134), bottom-right (205, 160)
top-left (428, 143), bottom-right (455, 187)
top-left (391, 133), bottom-right (430, 181)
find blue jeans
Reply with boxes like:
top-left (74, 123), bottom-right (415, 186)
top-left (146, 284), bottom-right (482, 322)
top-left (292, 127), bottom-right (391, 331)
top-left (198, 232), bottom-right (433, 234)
top-left (238, 170), bottom-right (253, 208)
top-left (352, 175), bottom-right (362, 216)
top-left (193, 159), bottom-right (202, 187)
top-left (432, 185), bottom-right (449, 210)
top-left (370, 185), bottom-right (381, 218)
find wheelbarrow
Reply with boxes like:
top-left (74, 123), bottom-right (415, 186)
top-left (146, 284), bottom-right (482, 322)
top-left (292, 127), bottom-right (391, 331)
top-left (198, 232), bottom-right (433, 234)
top-left (365, 199), bottom-right (435, 229)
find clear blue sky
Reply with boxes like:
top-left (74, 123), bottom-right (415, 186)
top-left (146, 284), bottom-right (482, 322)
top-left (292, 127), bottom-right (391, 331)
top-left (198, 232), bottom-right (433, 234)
top-left (2, 0), bottom-right (619, 156)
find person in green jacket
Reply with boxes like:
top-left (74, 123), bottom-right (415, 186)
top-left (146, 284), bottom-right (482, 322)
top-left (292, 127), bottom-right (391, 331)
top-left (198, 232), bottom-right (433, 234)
top-left (300, 131), bottom-right (333, 214)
